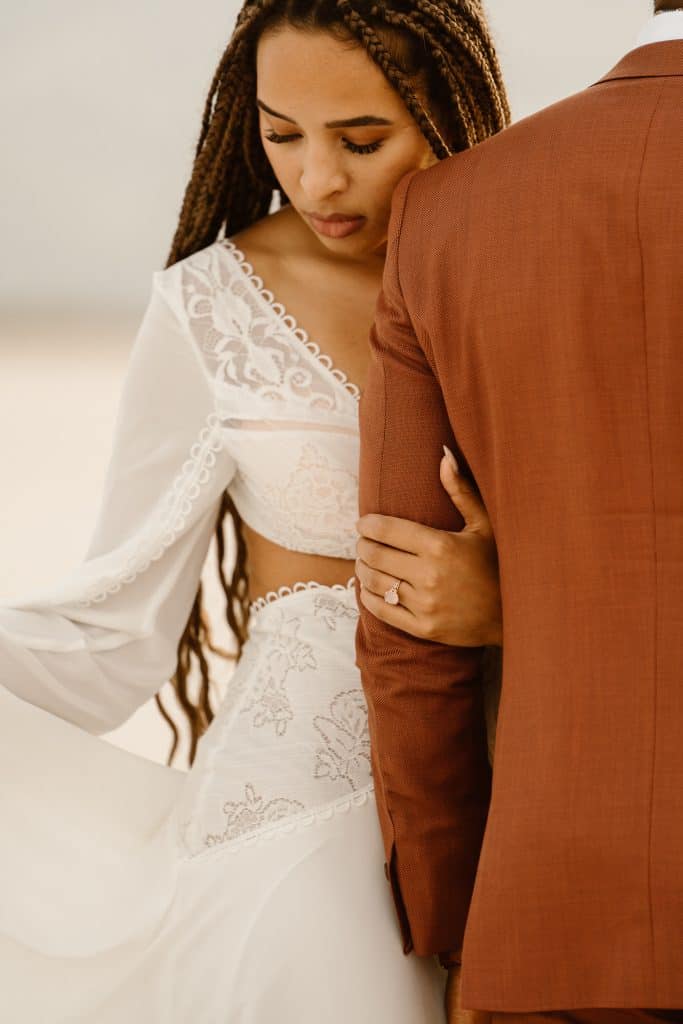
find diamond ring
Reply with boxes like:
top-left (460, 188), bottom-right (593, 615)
top-left (384, 580), bottom-right (402, 606)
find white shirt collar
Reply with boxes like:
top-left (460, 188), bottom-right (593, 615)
top-left (636, 10), bottom-right (683, 47)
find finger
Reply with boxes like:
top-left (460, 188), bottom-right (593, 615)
top-left (358, 584), bottom-right (423, 634)
top-left (356, 513), bottom-right (444, 556)
top-left (356, 536), bottom-right (420, 584)
top-left (355, 558), bottom-right (419, 611)
top-left (440, 453), bottom-right (491, 536)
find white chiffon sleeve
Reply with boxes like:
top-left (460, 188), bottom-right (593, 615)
top-left (0, 270), bottom-right (236, 734)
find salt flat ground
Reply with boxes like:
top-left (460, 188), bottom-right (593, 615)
top-left (0, 315), bottom-right (235, 769)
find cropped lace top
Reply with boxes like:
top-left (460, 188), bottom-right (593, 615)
top-left (0, 240), bottom-right (360, 734)
top-left (185, 241), bottom-right (360, 557)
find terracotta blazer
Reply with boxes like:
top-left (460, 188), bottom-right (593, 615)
top-left (356, 43), bottom-right (683, 1012)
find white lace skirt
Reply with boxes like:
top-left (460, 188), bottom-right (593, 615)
top-left (0, 583), bottom-right (445, 1023)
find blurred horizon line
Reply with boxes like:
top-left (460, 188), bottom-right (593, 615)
top-left (0, 310), bottom-right (140, 350)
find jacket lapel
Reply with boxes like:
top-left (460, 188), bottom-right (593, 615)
top-left (593, 40), bottom-right (683, 86)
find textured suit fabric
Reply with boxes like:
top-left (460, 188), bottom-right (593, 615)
top-left (490, 1011), bottom-right (683, 1024)
top-left (356, 42), bottom-right (683, 1011)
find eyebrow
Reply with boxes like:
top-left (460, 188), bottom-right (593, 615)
top-left (256, 99), bottom-right (393, 128)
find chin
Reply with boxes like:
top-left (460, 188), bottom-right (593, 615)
top-left (318, 226), bottom-right (382, 260)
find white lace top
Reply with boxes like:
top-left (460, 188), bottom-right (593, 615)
top-left (0, 240), bottom-right (360, 734)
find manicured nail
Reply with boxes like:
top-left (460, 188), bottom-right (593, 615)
top-left (442, 445), bottom-right (459, 474)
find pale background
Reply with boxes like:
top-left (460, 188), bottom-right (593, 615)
top-left (0, 0), bottom-right (653, 765)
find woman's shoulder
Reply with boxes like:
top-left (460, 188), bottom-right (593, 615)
top-left (145, 210), bottom-right (299, 372)
top-left (230, 205), bottom-right (307, 277)
top-left (153, 207), bottom-right (298, 304)
top-left (232, 204), bottom-right (302, 250)
top-left (147, 207), bottom-right (316, 378)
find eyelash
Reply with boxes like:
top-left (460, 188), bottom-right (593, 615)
top-left (264, 131), bottom-right (383, 155)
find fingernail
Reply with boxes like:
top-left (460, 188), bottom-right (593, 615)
top-left (442, 445), bottom-right (459, 474)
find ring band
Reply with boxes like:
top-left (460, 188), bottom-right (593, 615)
top-left (384, 579), bottom-right (402, 606)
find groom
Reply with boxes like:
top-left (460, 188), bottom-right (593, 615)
top-left (356, 3), bottom-right (683, 1020)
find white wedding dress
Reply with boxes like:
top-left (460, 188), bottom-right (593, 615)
top-left (0, 240), bottom-right (445, 1022)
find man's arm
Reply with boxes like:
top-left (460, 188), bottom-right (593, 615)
top-left (356, 171), bottom-right (491, 961)
top-left (355, 446), bottom-right (503, 648)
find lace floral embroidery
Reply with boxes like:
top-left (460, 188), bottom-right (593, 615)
top-left (250, 578), bottom-right (356, 616)
top-left (180, 244), bottom-right (358, 415)
top-left (240, 611), bottom-right (317, 736)
top-left (313, 592), bottom-right (359, 631)
top-left (258, 442), bottom-right (358, 554)
top-left (185, 786), bottom-right (374, 860)
top-left (203, 783), bottom-right (306, 847)
top-left (313, 690), bottom-right (372, 792)
top-left (221, 240), bottom-right (361, 403)
top-left (79, 414), bottom-right (223, 606)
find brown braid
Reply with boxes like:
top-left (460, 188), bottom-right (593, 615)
top-left (158, 0), bottom-right (511, 765)
top-left (336, 1), bottom-right (453, 157)
top-left (384, 7), bottom-right (478, 148)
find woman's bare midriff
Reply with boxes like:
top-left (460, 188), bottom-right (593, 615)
top-left (242, 521), bottom-right (356, 604)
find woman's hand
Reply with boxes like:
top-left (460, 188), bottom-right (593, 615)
top-left (355, 447), bottom-right (502, 647)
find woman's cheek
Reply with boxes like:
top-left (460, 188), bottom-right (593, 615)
top-left (261, 142), bottom-right (289, 187)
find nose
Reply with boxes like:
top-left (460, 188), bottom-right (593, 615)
top-left (299, 142), bottom-right (348, 201)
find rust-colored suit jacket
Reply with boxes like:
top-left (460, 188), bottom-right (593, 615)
top-left (356, 43), bottom-right (683, 1011)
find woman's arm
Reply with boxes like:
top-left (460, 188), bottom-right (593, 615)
top-left (0, 270), bottom-right (236, 734)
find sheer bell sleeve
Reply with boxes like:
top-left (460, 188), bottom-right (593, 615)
top-left (0, 269), bottom-right (235, 734)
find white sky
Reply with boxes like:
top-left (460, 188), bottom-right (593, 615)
top-left (1, 0), bottom-right (652, 315)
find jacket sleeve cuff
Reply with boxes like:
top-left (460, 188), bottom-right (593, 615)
top-left (438, 950), bottom-right (462, 970)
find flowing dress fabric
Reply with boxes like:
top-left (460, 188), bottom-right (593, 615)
top-left (0, 241), bottom-right (445, 1022)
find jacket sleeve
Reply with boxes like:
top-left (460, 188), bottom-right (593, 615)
top-left (355, 171), bottom-right (492, 961)
top-left (0, 270), bottom-right (236, 734)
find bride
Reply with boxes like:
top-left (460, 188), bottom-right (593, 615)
top-left (0, 0), bottom-right (508, 1020)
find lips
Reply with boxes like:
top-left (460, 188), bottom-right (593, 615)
top-left (307, 212), bottom-right (366, 239)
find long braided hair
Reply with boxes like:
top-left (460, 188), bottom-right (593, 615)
top-left (159, 0), bottom-right (510, 765)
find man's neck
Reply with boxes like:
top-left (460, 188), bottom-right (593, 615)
top-left (637, 7), bottom-right (683, 46)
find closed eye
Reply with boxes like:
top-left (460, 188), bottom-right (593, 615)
top-left (343, 139), bottom-right (383, 155)
top-left (264, 131), bottom-right (383, 156)
top-left (264, 130), bottom-right (301, 144)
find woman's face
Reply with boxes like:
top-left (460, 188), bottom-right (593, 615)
top-left (256, 26), bottom-right (437, 260)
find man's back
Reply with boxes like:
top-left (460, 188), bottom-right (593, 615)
top-left (358, 41), bottom-right (683, 1010)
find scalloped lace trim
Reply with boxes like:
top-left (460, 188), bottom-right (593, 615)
top-left (220, 239), bottom-right (362, 404)
top-left (80, 414), bottom-right (223, 606)
top-left (249, 576), bottom-right (356, 615)
top-left (181, 784), bottom-right (374, 861)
